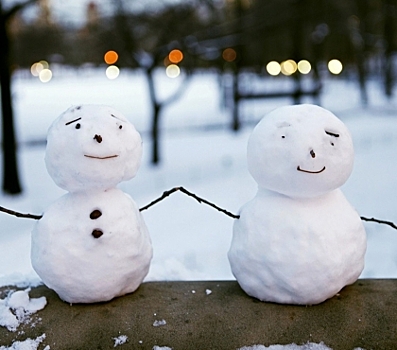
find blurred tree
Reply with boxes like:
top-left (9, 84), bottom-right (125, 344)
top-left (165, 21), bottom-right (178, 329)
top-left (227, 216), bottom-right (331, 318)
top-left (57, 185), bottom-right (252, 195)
top-left (112, 0), bottom-right (213, 164)
top-left (13, 24), bottom-right (64, 66)
top-left (0, 0), bottom-right (37, 195)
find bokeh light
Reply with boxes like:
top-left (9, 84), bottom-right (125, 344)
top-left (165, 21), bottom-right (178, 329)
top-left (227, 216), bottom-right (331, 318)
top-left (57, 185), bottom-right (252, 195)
top-left (104, 51), bottom-right (119, 65)
top-left (281, 59), bottom-right (297, 75)
top-left (222, 48), bottom-right (237, 62)
top-left (31, 60), bottom-right (49, 77)
top-left (266, 61), bottom-right (281, 76)
top-left (297, 60), bottom-right (311, 74)
top-left (39, 69), bottom-right (52, 83)
top-left (106, 65), bottom-right (120, 79)
top-left (328, 59), bottom-right (343, 74)
top-left (166, 64), bottom-right (180, 78)
top-left (168, 49), bottom-right (183, 64)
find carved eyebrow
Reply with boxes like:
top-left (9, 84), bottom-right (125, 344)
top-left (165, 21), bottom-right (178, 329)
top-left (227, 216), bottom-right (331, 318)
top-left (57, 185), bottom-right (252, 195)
top-left (276, 121), bottom-right (291, 128)
top-left (325, 130), bottom-right (339, 137)
top-left (111, 113), bottom-right (122, 121)
top-left (65, 117), bottom-right (81, 125)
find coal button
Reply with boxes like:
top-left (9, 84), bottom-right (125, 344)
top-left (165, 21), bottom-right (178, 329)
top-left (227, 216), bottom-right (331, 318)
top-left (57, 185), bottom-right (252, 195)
top-left (90, 210), bottom-right (102, 220)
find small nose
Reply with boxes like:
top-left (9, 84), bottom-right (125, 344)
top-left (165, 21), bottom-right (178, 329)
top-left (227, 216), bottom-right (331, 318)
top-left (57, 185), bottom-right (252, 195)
top-left (94, 134), bottom-right (102, 143)
top-left (310, 149), bottom-right (316, 158)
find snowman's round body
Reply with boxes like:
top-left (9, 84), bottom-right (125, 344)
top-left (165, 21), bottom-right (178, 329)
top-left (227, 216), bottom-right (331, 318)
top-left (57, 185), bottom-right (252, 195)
top-left (228, 104), bottom-right (366, 305)
top-left (31, 105), bottom-right (152, 304)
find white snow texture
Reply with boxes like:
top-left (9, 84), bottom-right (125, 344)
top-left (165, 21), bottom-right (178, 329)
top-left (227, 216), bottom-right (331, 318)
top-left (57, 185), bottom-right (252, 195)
top-left (0, 289), bottom-right (46, 332)
top-left (0, 334), bottom-right (47, 350)
top-left (113, 335), bottom-right (128, 347)
top-left (239, 342), bottom-right (332, 350)
top-left (229, 104), bottom-right (367, 305)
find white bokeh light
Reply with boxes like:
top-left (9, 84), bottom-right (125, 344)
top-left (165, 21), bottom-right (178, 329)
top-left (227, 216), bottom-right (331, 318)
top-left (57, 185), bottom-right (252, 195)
top-left (281, 60), bottom-right (298, 76)
top-left (165, 64), bottom-right (180, 78)
top-left (39, 69), bottom-right (52, 83)
top-left (266, 61), bottom-right (281, 76)
top-left (328, 59), bottom-right (343, 75)
top-left (106, 65), bottom-right (120, 80)
top-left (298, 60), bottom-right (311, 74)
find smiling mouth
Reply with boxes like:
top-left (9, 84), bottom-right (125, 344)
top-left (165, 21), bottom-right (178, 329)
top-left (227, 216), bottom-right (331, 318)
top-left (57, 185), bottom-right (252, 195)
top-left (297, 166), bottom-right (326, 174)
top-left (84, 155), bottom-right (119, 160)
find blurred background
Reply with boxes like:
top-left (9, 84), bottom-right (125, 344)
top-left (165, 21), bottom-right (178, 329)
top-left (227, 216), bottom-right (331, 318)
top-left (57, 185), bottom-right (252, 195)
top-left (0, 0), bottom-right (397, 283)
top-left (2, 0), bottom-right (397, 193)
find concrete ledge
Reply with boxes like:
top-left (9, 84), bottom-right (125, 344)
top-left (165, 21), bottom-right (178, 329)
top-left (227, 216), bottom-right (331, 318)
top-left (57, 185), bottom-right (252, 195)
top-left (1, 279), bottom-right (397, 349)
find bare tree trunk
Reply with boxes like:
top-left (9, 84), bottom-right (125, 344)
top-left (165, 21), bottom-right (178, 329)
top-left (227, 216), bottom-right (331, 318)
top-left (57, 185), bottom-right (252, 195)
top-left (146, 66), bottom-right (162, 165)
top-left (151, 103), bottom-right (161, 165)
top-left (231, 67), bottom-right (240, 131)
top-left (384, 0), bottom-right (396, 98)
top-left (0, 7), bottom-right (22, 194)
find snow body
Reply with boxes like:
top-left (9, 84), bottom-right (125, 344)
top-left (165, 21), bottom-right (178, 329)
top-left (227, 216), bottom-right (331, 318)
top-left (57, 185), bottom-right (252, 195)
top-left (228, 104), bottom-right (367, 305)
top-left (31, 105), bottom-right (152, 303)
top-left (32, 188), bottom-right (151, 303)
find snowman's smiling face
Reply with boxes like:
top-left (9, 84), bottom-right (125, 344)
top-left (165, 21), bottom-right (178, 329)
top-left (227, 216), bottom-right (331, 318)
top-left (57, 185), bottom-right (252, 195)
top-left (247, 104), bottom-right (354, 198)
top-left (65, 113), bottom-right (122, 160)
top-left (46, 105), bottom-right (143, 192)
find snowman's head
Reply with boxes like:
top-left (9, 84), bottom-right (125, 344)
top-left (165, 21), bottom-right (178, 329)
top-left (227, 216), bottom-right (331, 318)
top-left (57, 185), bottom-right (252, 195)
top-left (247, 104), bottom-right (354, 198)
top-left (45, 105), bottom-right (142, 192)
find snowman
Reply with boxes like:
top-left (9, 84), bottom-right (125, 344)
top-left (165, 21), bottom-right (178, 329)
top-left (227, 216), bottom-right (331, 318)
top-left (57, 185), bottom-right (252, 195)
top-left (31, 105), bottom-right (152, 304)
top-left (228, 104), bottom-right (367, 305)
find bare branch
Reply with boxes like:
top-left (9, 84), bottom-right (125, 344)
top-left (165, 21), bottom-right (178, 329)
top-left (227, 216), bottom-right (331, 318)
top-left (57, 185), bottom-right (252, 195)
top-left (361, 216), bottom-right (397, 231)
top-left (3, 0), bottom-right (37, 21)
top-left (0, 205), bottom-right (42, 220)
top-left (139, 187), bottom-right (181, 212)
top-left (139, 186), bottom-right (240, 219)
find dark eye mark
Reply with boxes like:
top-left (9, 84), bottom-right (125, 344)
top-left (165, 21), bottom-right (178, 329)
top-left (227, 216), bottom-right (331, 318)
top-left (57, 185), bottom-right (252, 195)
top-left (65, 117), bottom-right (82, 126)
top-left (111, 113), bottom-right (123, 121)
top-left (325, 130), bottom-right (339, 138)
top-left (281, 135), bottom-right (285, 139)
top-left (75, 123), bottom-right (81, 129)
top-left (119, 125), bottom-right (122, 129)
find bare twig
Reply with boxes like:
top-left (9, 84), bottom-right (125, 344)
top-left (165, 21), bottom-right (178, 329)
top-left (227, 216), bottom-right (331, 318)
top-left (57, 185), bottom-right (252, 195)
top-left (139, 186), bottom-right (240, 219)
top-left (0, 206), bottom-right (42, 220)
top-left (360, 216), bottom-right (397, 230)
top-left (139, 187), bottom-right (181, 212)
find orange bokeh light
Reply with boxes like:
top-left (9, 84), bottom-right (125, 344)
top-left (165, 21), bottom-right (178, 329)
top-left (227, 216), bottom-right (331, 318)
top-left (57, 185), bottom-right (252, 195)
top-left (222, 48), bottom-right (237, 62)
top-left (104, 50), bottom-right (119, 65)
top-left (168, 49), bottom-right (183, 64)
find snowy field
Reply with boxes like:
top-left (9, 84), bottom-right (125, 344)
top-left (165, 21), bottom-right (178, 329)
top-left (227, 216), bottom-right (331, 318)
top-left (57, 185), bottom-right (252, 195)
top-left (0, 67), bottom-right (397, 288)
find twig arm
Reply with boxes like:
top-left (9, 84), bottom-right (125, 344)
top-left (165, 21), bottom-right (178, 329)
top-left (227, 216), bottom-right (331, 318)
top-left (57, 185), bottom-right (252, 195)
top-left (139, 187), bottom-right (181, 212)
top-left (0, 206), bottom-right (42, 220)
top-left (178, 187), bottom-right (240, 219)
top-left (139, 186), bottom-right (240, 219)
top-left (361, 216), bottom-right (397, 230)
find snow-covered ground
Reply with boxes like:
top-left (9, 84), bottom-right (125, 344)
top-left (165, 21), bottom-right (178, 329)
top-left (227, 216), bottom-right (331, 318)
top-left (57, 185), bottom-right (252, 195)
top-left (0, 67), bottom-right (397, 287)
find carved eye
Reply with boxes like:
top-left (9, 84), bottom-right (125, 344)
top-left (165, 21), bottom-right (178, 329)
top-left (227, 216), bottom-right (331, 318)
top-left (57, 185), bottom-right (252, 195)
top-left (325, 130), bottom-right (338, 146)
top-left (281, 135), bottom-right (285, 139)
top-left (75, 123), bottom-right (81, 129)
top-left (119, 125), bottom-right (122, 129)
top-left (325, 131), bottom-right (339, 138)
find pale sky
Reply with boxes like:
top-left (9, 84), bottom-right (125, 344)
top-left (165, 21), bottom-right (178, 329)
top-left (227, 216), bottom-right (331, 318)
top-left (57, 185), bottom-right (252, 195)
top-left (7, 0), bottom-right (182, 27)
